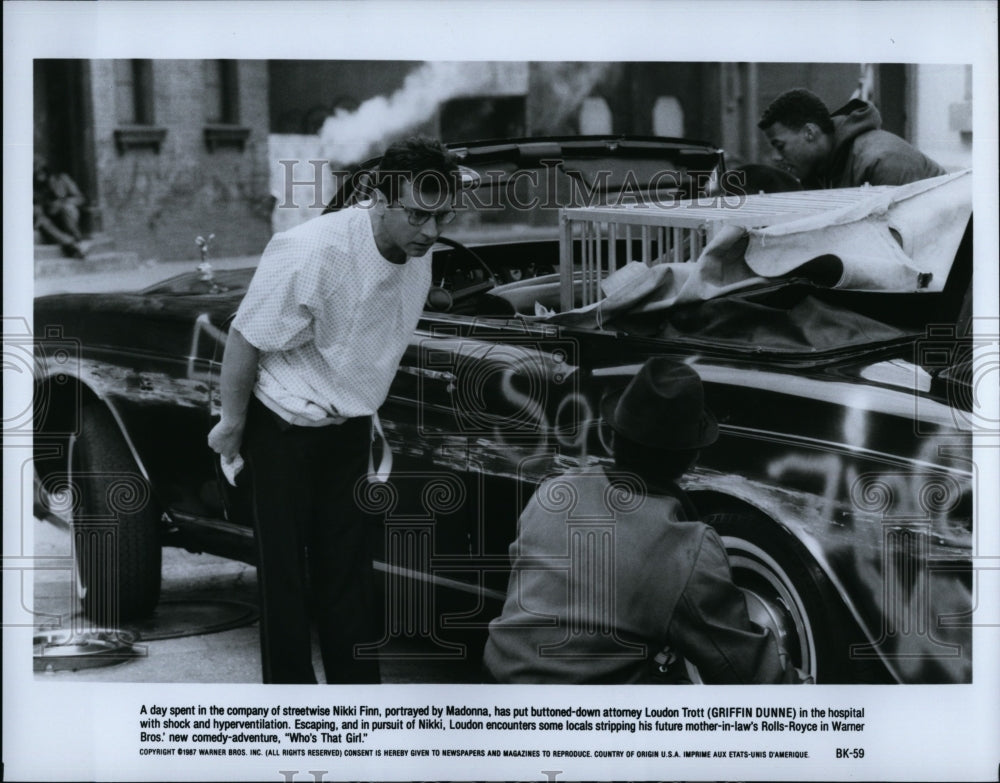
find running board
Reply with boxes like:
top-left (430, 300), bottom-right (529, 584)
top-left (167, 511), bottom-right (508, 603)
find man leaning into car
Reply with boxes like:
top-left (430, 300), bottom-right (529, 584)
top-left (483, 359), bottom-right (808, 685)
top-left (758, 87), bottom-right (946, 189)
top-left (208, 137), bottom-right (461, 684)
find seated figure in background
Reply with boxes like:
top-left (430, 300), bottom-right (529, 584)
top-left (34, 155), bottom-right (86, 259)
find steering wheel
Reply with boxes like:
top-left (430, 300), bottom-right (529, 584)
top-left (427, 236), bottom-right (499, 313)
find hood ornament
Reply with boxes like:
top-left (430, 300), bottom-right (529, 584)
top-left (195, 233), bottom-right (226, 293)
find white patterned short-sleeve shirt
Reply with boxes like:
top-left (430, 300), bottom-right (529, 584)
top-left (232, 206), bottom-right (431, 422)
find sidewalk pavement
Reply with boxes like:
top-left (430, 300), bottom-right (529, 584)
top-left (34, 254), bottom-right (261, 298)
top-left (32, 518), bottom-right (483, 684)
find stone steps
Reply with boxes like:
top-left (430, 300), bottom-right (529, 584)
top-left (34, 234), bottom-right (145, 278)
top-left (35, 251), bottom-right (145, 278)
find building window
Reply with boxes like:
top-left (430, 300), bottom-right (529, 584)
top-left (113, 59), bottom-right (166, 153)
top-left (204, 60), bottom-right (240, 124)
top-left (115, 59), bottom-right (155, 125)
top-left (203, 60), bottom-right (250, 151)
top-left (579, 97), bottom-right (613, 135)
top-left (948, 65), bottom-right (973, 135)
top-left (653, 96), bottom-right (685, 137)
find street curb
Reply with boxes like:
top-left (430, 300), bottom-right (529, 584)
top-left (35, 252), bottom-right (146, 278)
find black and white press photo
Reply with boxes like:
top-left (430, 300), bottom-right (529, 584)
top-left (4, 2), bottom-right (998, 782)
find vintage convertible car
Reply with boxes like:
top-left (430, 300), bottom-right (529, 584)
top-left (33, 136), bottom-right (975, 684)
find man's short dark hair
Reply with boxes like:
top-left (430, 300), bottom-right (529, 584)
top-left (374, 136), bottom-right (460, 208)
top-left (757, 88), bottom-right (835, 135)
top-left (612, 434), bottom-right (699, 482)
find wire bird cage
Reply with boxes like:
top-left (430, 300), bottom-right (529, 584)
top-left (557, 186), bottom-right (891, 311)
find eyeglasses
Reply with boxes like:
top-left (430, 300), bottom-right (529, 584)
top-left (398, 205), bottom-right (457, 227)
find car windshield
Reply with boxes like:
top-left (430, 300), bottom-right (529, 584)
top-left (449, 156), bottom-right (721, 242)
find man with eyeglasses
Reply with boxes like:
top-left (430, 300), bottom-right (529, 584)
top-left (208, 137), bottom-right (460, 683)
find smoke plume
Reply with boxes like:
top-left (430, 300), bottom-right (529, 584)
top-left (269, 61), bottom-right (611, 232)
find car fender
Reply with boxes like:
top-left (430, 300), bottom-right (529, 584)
top-left (35, 358), bottom-right (155, 485)
top-left (684, 469), bottom-right (972, 684)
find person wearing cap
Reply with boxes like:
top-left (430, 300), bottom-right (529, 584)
top-left (757, 88), bottom-right (945, 189)
top-left (482, 358), bottom-right (805, 684)
top-left (207, 137), bottom-right (461, 684)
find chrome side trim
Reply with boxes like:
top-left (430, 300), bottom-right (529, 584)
top-left (373, 561), bottom-right (507, 602)
top-left (592, 361), bottom-right (967, 429)
top-left (169, 511), bottom-right (254, 539)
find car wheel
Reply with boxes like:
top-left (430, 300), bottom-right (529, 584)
top-left (72, 403), bottom-right (161, 625)
top-left (701, 512), bottom-right (855, 683)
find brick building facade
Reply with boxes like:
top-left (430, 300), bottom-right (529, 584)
top-left (35, 59), bottom-right (273, 263)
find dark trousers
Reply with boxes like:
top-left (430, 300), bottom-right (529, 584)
top-left (242, 397), bottom-right (382, 684)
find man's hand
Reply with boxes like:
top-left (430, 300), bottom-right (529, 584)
top-left (208, 417), bottom-right (245, 461)
top-left (209, 326), bottom-right (259, 463)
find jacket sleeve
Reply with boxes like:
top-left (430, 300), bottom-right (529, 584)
top-left (666, 528), bottom-right (805, 684)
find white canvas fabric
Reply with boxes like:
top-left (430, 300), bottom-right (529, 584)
top-left (545, 172), bottom-right (971, 328)
top-left (743, 171), bottom-right (971, 291)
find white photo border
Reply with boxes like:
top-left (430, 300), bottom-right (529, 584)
top-left (4, 2), bottom-right (998, 781)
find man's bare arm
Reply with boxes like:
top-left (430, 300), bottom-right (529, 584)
top-left (207, 327), bottom-right (259, 460)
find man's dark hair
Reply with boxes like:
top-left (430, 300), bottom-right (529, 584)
top-left (757, 88), bottom-right (835, 135)
top-left (612, 434), bottom-right (699, 482)
top-left (374, 136), bottom-right (460, 208)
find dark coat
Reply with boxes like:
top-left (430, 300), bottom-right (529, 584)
top-left (821, 99), bottom-right (947, 188)
top-left (483, 468), bottom-right (802, 684)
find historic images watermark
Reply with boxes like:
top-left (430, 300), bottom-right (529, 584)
top-left (275, 161), bottom-right (754, 213)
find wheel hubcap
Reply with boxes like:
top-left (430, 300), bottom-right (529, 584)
top-left (723, 536), bottom-right (817, 679)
